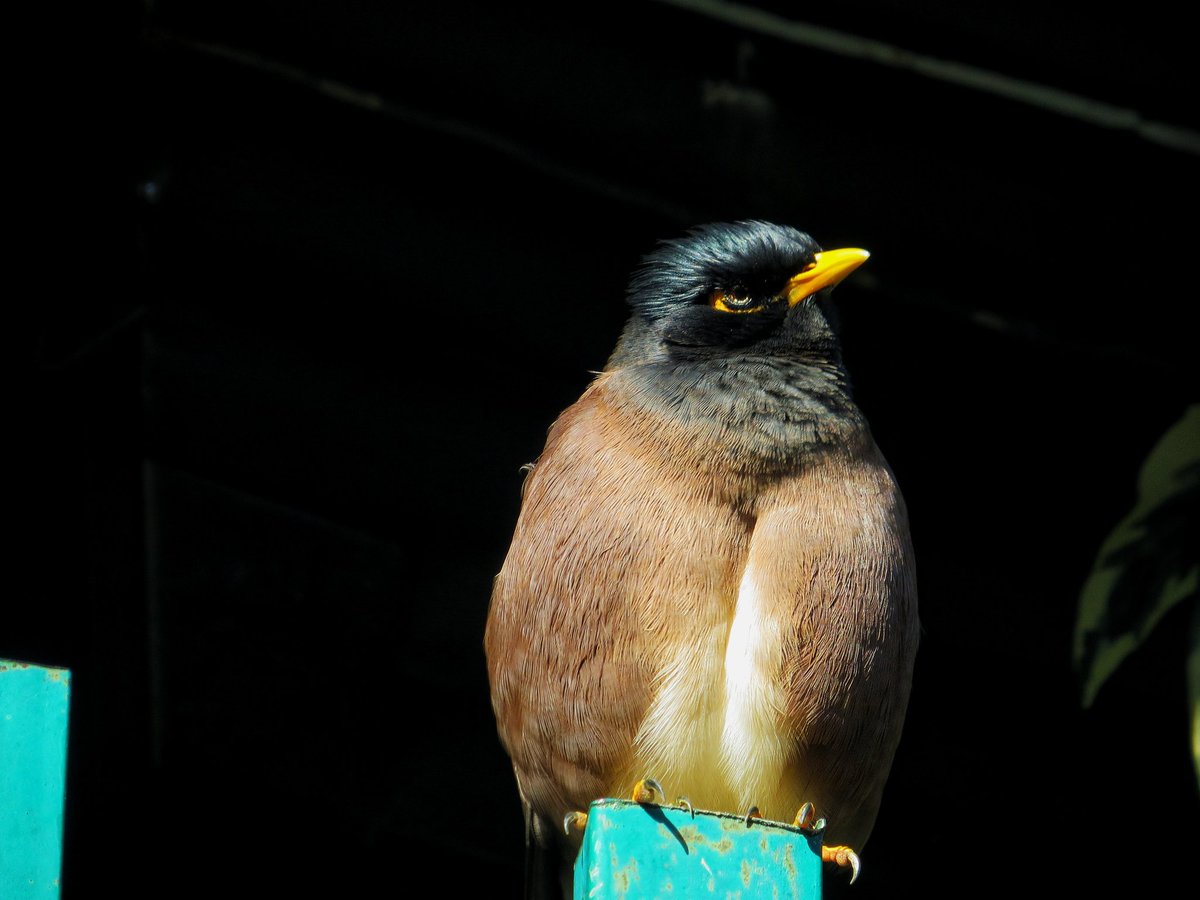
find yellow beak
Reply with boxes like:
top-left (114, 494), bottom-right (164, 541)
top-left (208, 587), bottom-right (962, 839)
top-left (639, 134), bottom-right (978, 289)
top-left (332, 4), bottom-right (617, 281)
top-left (785, 248), bottom-right (870, 306)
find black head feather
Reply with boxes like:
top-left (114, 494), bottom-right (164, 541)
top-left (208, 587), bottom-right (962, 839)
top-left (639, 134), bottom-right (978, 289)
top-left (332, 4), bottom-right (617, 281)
top-left (611, 221), bottom-right (843, 367)
top-left (626, 221), bottom-right (821, 321)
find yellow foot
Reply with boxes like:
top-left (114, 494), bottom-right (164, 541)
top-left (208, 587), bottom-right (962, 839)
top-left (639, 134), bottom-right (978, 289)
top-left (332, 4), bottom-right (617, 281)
top-left (821, 844), bottom-right (861, 884)
top-left (631, 778), bottom-right (664, 804)
top-left (791, 802), bottom-right (827, 833)
top-left (567, 779), bottom-right (665, 835)
top-left (792, 803), bottom-right (859, 883)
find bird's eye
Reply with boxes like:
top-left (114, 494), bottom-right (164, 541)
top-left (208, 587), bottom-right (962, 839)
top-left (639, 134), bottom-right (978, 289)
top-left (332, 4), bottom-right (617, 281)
top-left (710, 289), bottom-right (764, 314)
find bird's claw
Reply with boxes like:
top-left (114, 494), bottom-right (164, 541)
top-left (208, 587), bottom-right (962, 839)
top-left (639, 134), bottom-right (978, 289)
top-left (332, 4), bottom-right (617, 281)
top-left (631, 778), bottom-right (665, 805)
top-left (794, 802), bottom-right (856, 881)
top-left (566, 776), bottom-right (668, 836)
top-left (743, 805), bottom-right (762, 827)
top-left (563, 811), bottom-right (588, 836)
top-left (675, 796), bottom-right (695, 818)
top-left (792, 802), bottom-right (826, 834)
top-left (821, 844), bottom-right (861, 884)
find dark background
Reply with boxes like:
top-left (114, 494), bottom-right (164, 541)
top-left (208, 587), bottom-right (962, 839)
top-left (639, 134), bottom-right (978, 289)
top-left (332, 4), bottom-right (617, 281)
top-left (15, 2), bottom-right (1198, 896)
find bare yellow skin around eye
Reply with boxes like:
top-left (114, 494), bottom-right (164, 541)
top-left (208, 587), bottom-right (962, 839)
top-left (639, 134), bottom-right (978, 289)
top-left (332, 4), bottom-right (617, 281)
top-left (709, 291), bottom-right (767, 314)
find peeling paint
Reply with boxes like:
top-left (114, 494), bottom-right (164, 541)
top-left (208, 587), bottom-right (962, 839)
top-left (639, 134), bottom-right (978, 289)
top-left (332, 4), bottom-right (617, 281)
top-left (573, 799), bottom-right (819, 897)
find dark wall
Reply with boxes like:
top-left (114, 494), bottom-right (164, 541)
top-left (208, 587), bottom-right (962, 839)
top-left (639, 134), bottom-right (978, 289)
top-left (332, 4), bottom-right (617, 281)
top-left (17, 3), bottom-right (1197, 896)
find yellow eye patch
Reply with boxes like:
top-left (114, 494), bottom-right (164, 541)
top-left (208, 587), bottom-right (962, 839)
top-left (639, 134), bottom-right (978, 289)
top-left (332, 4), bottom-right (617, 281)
top-left (710, 290), bottom-right (766, 314)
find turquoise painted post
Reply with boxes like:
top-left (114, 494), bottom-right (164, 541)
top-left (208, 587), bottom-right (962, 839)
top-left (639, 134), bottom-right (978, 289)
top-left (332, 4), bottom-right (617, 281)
top-left (574, 799), bottom-right (822, 898)
top-left (0, 660), bottom-right (71, 898)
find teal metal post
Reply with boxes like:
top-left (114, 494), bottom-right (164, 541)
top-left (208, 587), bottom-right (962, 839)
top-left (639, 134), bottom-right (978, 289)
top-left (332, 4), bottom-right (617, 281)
top-left (0, 660), bottom-right (71, 898)
top-left (574, 799), bottom-right (822, 898)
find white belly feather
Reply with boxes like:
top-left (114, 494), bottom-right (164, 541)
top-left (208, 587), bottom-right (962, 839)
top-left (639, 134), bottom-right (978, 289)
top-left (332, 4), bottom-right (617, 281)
top-left (629, 562), bottom-right (789, 815)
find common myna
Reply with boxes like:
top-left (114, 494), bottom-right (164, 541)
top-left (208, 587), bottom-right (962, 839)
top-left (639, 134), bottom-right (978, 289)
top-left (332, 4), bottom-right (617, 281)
top-left (485, 220), bottom-right (918, 896)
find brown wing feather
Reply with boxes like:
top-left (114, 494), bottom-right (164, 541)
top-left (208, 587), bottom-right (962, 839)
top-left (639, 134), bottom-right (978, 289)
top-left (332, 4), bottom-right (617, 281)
top-left (486, 378), bottom-right (741, 824)
top-left (763, 454), bottom-right (919, 847)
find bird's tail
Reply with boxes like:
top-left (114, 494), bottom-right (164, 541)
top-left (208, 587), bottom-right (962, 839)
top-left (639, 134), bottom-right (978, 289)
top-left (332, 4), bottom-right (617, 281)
top-left (523, 804), bottom-right (574, 900)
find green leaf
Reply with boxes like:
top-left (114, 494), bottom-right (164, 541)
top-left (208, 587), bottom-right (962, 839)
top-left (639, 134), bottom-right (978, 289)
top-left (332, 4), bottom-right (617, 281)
top-left (1074, 406), bottom-right (1200, 710)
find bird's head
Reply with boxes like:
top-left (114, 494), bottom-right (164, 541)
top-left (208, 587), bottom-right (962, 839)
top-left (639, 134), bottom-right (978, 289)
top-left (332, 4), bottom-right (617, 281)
top-left (609, 221), bottom-right (868, 369)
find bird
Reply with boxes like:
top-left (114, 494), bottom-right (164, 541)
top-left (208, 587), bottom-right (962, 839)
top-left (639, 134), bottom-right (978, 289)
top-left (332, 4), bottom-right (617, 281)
top-left (485, 220), bottom-right (918, 897)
